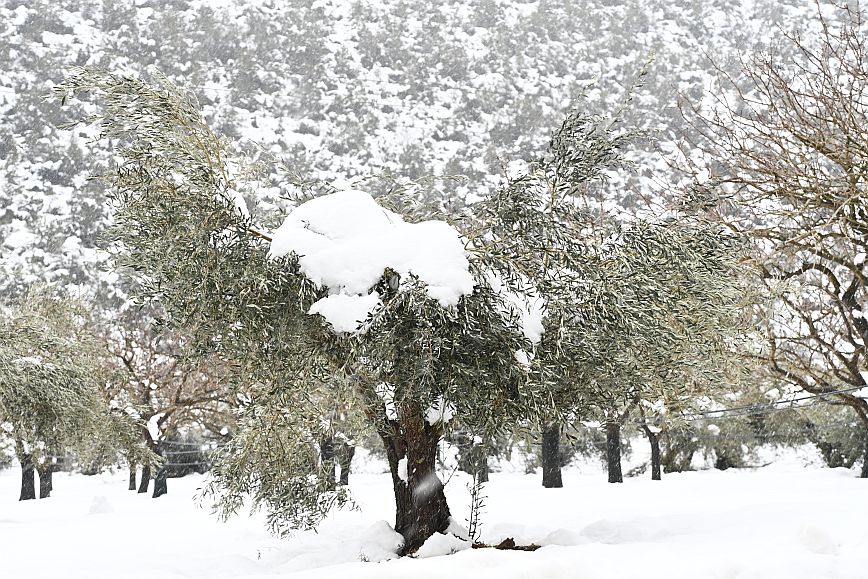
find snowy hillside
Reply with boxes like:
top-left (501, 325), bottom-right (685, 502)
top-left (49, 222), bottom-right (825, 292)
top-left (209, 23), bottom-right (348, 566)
top-left (0, 0), bottom-right (818, 301)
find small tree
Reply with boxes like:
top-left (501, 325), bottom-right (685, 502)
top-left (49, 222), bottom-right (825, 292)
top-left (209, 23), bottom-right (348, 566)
top-left (104, 321), bottom-right (233, 497)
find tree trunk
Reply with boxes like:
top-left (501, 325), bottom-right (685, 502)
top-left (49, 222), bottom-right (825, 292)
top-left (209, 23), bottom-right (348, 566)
top-left (606, 422), bottom-right (623, 483)
top-left (138, 428), bottom-right (158, 494)
top-left (379, 402), bottom-right (451, 555)
top-left (37, 464), bottom-right (53, 498)
top-left (714, 453), bottom-right (734, 471)
top-left (541, 423), bottom-right (563, 488)
top-left (320, 436), bottom-right (336, 488)
top-left (18, 452), bottom-right (36, 501)
top-left (861, 426), bottom-right (868, 479)
top-left (641, 424), bottom-right (661, 481)
top-left (137, 464), bottom-right (151, 493)
top-left (152, 467), bottom-right (168, 498)
top-left (128, 467), bottom-right (137, 490)
top-left (338, 444), bottom-right (355, 486)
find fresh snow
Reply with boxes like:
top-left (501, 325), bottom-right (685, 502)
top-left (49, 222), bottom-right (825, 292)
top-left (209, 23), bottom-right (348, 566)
top-left (307, 292), bottom-right (381, 334)
top-left (414, 532), bottom-right (471, 558)
top-left (424, 396), bottom-right (455, 425)
top-left (269, 190), bottom-right (474, 333)
top-left (1, 452), bottom-right (866, 579)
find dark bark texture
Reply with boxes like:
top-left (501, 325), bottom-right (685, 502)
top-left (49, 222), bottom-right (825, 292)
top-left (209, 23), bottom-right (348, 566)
top-left (606, 422), bottom-right (623, 483)
top-left (129, 467), bottom-right (137, 490)
top-left (19, 452), bottom-right (36, 501)
top-left (541, 423), bottom-right (563, 488)
top-left (152, 467), bottom-right (168, 498)
top-left (641, 424), bottom-right (661, 481)
top-left (338, 444), bottom-right (355, 486)
top-left (379, 402), bottom-right (451, 555)
top-left (137, 464), bottom-right (151, 493)
top-left (862, 427), bottom-right (868, 479)
top-left (37, 465), bottom-right (53, 498)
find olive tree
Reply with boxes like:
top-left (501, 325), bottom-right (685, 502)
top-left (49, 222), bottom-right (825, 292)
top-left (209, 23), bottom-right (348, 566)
top-left (53, 68), bottom-right (544, 554)
top-left (473, 95), bottom-right (746, 486)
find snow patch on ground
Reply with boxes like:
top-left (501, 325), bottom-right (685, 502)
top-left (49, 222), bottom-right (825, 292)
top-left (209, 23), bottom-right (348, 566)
top-left (414, 532), bottom-right (470, 558)
top-left (0, 455), bottom-right (866, 578)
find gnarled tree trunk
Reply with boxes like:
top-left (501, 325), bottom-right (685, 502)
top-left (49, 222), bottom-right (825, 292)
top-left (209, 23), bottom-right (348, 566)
top-left (378, 401), bottom-right (451, 555)
top-left (129, 466), bottom-right (137, 490)
top-left (606, 422), bottom-right (623, 483)
top-left (541, 422), bottom-right (563, 488)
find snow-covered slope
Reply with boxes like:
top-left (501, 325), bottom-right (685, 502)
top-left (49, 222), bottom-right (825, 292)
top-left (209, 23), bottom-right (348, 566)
top-left (0, 0), bottom-right (821, 303)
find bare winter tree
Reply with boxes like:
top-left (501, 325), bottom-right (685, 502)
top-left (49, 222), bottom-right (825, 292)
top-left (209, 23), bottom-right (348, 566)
top-left (105, 322), bottom-right (234, 496)
top-left (686, 3), bottom-right (868, 476)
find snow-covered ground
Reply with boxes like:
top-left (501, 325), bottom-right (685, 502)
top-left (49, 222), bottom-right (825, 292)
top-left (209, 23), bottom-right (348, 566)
top-left (1, 455), bottom-right (866, 579)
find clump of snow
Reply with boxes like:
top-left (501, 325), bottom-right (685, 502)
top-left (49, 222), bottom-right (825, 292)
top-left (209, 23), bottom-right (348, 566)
top-left (375, 382), bottom-right (397, 420)
top-left (413, 532), bottom-right (471, 558)
top-left (226, 188), bottom-right (250, 219)
top-left (485, 271), bottom-right (545, 343)
top-left (307, 292), bottom-right (380, 334)
top-left (269, 190), bottom-right (474, 333)
top-left (424, 396), bottom-right (455, 425)
top-left (397, 457), bottom-right (408, 482)
top-left (514, 349), bottom-right (531, 366)
top-left (445, 517), bottom-right (470, 541)
top-left (357, 520), bottom-right (404, 562)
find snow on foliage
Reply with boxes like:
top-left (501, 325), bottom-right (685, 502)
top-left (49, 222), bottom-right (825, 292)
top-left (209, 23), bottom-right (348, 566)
top-left (269, 190), bottom-right (474, 332)
top-left (424, 396), bottom-right (456, 425)
top-left (485, 271), bottom-right (545, 343)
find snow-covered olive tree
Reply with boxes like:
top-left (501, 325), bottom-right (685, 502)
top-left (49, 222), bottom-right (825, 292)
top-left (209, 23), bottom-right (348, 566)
top-left (53, 68), bottom-right (543, 553)
top-left (473, 95), bottom-right (747, 485)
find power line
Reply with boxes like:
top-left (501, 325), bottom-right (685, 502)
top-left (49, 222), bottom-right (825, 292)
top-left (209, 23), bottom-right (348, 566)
top-left (631, 385), bottom-right (867, 425)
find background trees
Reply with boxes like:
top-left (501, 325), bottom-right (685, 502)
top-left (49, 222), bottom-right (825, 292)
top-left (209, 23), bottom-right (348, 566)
top-left (0, 288), bottom-right (150, 499)
top-left (104, 321), bottom-right (233, 496)
top-left (685, 3), bottom-right (868, 475)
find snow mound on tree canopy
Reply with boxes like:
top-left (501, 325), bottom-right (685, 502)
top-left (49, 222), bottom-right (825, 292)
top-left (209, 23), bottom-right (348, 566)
top-left (269, 190), bottom-right (475, 333)
top-left (308, 292), bottom-right (382, 334)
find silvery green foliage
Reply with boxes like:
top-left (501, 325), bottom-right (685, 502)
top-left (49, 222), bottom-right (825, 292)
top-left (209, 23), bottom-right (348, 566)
top-left (53, 68), bottom-right (537, 535)
top-left (0, 287), bottom-right (150, 468)
top-left (474, 87), bottom-right (747, 430)
top-left (53, 68), bottom-right (349, 532)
